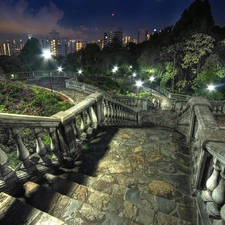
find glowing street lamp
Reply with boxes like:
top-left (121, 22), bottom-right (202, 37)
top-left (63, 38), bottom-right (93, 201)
top-left (112, 66), bottom-right (118, 74)
top-left (132, 72), bottom-right (137, 78)
top-left (149, 76), bottom-right (155, 82)
top-left (78, 69), bottom-right (82, 75)
top-left (58, 66), bottom-right (63, 72)
top-left (135, 80), bottom-right (143, 95)
top-left (207, 84), bottom-right (215, 91)
top-left (43, 49), bottom-right (52, 92)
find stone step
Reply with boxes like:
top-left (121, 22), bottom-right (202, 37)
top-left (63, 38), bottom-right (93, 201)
top-left (57, 171), bottom-right (129, 199)
top-left (14, 181), bottom-right (141, 225)
top-left (41, 172), bottom-right (194, 225)
top-left (39, 173), bottom-right (147, 223)
top-left (0, 192), bottom-right (66, 225)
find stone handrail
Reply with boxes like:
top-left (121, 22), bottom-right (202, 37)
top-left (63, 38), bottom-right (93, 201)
top-left (209, 100), bottom-right (225, 116)
top-left (177, 97), bottom-right (225, 224)
top-left (65, 78), bottom-right (154, 110)
top-left (2, 71), bottom-right (74, 79)
top-left (0, 92), bottom-right (139, 192)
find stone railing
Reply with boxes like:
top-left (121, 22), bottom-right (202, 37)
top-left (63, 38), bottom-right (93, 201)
top-left (2, 71), bottom-right (74, 80)
top-left (177, 97), bottom-right (225, 225)
top-left (0, 92), bottom-right (139, 193)
top-left (65, 78), bottom-right (154, 110)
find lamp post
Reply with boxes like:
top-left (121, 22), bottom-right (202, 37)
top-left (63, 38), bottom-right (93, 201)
top-left (58, 66), bottom-right (62, 73)
top-left (43, 49), bottom-right (52, 92)
top-left (149, 76), bottom-right (155, 94)
top-left (207, 84), bottom-right (215, 91)
top-left (135, 80), bottom-right (143, 96)
top-left (112, 65), bottom-right (118, 76)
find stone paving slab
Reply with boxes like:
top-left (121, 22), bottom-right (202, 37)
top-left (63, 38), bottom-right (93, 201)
top-left (70, 126), bottom-right (198, 225)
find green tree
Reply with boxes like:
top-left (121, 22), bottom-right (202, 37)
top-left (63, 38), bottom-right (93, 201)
top-left (182, 33), bottom-right (215, 76)
top-left (97, 37), bottom-right (131, 75)
top-left (0, 55), bottom-right (26, 74)
top-left (19, 37), bottom-right (43, 71)
top-left (173, 0), bottom-right (214, 41)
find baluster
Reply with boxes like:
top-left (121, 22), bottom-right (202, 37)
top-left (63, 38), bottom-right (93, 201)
top-left (115, 105), bottom-right (119, 124)
top-left (202, 158), bottom-right (220, 202)
top-left (79, 113), bottom-right (85, 134)
top-left (212, 165), bottom-right (225, 206)
top-left (220, 204), bottom-right (225, 224)
top-left (82, 110), bottom-right (90, 136)
top-left (212, 219), bottom-right (225, 225)
top-left (48, 128), bottom-right (64, 162)
top-left (108, 102), bottom-right (113, 123)
top-left (74, 116), bottom-right (81, 139)
top-left (89, 106), bottom-right (98, 129)
top-left (111, 102), bottom-right (115, 123)
top-left (204, 158), bottom-right (221, 219)
top-left (85, 108), bottom-right (92, 134)
top-left (63, 120), bottom-right (79, 156)
top-left (0, 147), bottom-right (19, 185)
top-left (12, 127), bottom-right (37, 174)
top-left (208, 165), bottom-right (225, 221)
top-left (33, 128), bottom-right (52, 166)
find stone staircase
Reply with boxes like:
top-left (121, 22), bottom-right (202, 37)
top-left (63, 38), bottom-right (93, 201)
top-left (0, 125), bottom-right (198, 225)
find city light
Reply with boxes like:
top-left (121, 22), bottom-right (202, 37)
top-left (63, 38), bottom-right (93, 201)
top-left (78, 69), bottom-right (82, 75)
top-left (132, 72), bottom-right (137, 77)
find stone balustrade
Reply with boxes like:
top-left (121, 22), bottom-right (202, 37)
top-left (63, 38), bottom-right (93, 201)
top-left (178, 97), bottom-right (225, 224)
top-left (2, 71), bottom-right (73, 79)
top-left (0, 92), bottom-right (139, 193)
top-left (65, 78), bottom-right (154, 110)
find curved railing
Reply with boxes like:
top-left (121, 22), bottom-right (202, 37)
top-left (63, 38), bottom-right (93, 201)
top-left (0, 92), bottom-right (139, 193)
top-left (177, 97), bottom-right (225, 224)
top-left (1, 70), bottom-right (74, 79)
top-left (65, 78), bottom-right (155, 110)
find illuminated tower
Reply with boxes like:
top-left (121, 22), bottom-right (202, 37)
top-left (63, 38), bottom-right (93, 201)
top-left (137, 28), bottom-right (150, 43)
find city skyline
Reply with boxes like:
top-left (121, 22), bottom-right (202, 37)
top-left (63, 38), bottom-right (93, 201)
top-left (0, 0), bottom-right (225, 42)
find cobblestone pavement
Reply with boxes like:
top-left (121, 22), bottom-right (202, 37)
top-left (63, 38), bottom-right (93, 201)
top-left (56, 125), bottom-right (198, 225)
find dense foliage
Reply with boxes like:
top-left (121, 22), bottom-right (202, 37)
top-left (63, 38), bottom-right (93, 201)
top-left (0, 78), bottom-right (72, 116)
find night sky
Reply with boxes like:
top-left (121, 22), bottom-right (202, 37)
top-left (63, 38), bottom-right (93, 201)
top-left (0, 0), bottom-right (224, 42)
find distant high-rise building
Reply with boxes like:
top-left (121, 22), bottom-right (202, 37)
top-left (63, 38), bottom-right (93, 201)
top-left (0, 39), bottom-right (24, 56)
top-left (68, 39), bottom-right (76, 53)
top-left (75, 39), bottom-right (83, 51)
top-left (57, 38), bottom-right (68, 57)
top-left (40, 30), bottom-right (68, 57)
top-left (103, 27), bottom-right (123, 47)
top-left (137, 28), bottom-right (150, 43)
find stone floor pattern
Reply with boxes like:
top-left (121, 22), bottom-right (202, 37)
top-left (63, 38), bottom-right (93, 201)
top-left (0, 80), bottom-right (199, 224)
top-left (66, 126), bottom-right (198, 225)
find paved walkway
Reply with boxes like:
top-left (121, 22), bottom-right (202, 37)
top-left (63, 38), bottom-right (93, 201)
top-left (52, 127), bottom-right (198, 225)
